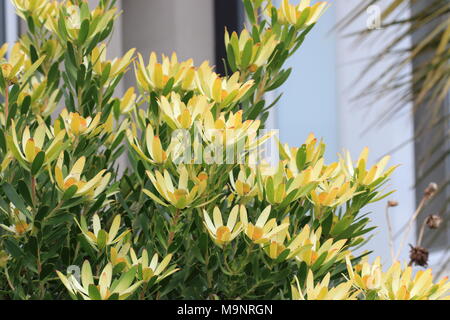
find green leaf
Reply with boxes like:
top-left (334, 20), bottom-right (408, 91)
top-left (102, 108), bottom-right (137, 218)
top-left (21, 55), bottom-right (47, 85)
top-left (246, 100), bottom-right (265, 120)
top-left (88, 284), bottom-right (102, 300)
top-left (266, 68), bottom-right (292, 91)
top-left (241, 39), bottom-right (254, 70)
top-left (35, 206), bottom-right (50, 222)
top-left (31, 151), bottom-right (45, 175)
top-left (4, 239), bottom-right (24, 259)
top-left (0, 129), bottom-right (6, 153)
top-left (17, 180), bottom-right (33, 207)
top-left (2, 183), bottom-right (32, 220)
top-left (97, 229), bottom-right (108, 249)
top-left (243, 0), bottom-right (256, 25)
top-left (296, 145), bottom-right (307, 171)
top-left (226, 43), bottom-right (237, 72)
top-left (62, 185), bottom-right (79, 201)
top-left (20, 95), bottom-right (31, 115)
top-left (274, 249), bottom-right (290, 263)
top-left (57, 13), bottom-right (69, 42)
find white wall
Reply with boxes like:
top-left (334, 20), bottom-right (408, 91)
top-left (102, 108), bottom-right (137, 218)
top-left (272, 0), bottom-right (338, 160)
top-left (335, 0), bottom-right (416, 265)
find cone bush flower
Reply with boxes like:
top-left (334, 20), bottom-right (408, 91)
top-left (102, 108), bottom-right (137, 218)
top-left (0, 0), bottom-right (447, 301)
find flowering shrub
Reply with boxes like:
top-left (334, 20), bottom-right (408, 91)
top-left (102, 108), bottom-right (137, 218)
top-left (0, 0), bottom-right (448, 300)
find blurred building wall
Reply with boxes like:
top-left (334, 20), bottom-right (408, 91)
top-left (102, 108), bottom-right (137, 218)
top-left (121, 0), bottom-right (215, 90)
top-left (335, 0), bottom-right (417, 266)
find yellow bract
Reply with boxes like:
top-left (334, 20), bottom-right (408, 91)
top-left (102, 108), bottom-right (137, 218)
top-left (339, 147), bottom-right (397, 186)
top-left (159, 93), bottom-right (211, 130)
top-left (196, 62), bottom-right (254, 108)
top-left (264, 216), bottom-right (309, 260)
top-left (292, 271), bottom-right (358, 300)
top-left (76, 214), bottom-right (130, 250)
top-left (283, 133), bottom-right (325, 176)
top-left (57, 261), bottom-right (142, 300)
top-left (229, 167), bottom-right (259, 199)
top-left (119, 87), bottom-right (137, 114)
top-left (18, 77), bottom-right (60, 117)
top-left (0, 43), bottom-right (31, 84)
top-left (311, 174), bottom-right (358, 208)
top-left (54, 153), bottom-right (111, 198)
top-left (346, 256), bottom-right (383, 291)
top-left (225, 28), bottom-right (279, 72)
top-left (203, 206), bottom-right (242, 247)
top-left (144, 166), bottom-right (207, 209)
top-left (11, 0), bottom-right (49, 13)
top-left (92, 44), bottom-right (135, 84)
top-left (11, 0), bottom-right (57, 26)
top-left (240, 205), bottom-right (289, 244)
top-left (347, 257), bottom-right (450, 300)
top-left (7, 120), bottom-right (66, 170)
top-left (268, 0), bottom-right (329, 29)
top-left (294, 225), bottom-right (348, 266)
top-left (46, 2), bottom-right (118, 43)
top-left (110, 242), bottom-right (131, 267)
top-left (201, 110), bottom-right (269, 148)
top-left (56, 109), bottom-right (102, 139)
top-left (127, 124), bottom-right (168, 164)
top-left (129, 249), bottom-right (179, 283)
top-left (0, 206), bottom-right (32, 237)
top-left (135, 52), bottom-right (196, 92)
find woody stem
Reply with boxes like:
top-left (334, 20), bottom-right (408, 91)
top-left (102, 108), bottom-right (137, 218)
top-left (384, 203), bottom-right (395, 262)
top-left (395, 196), bottom-right (427, 260)
top-left (31, 176), bottom-right (37, 207)
top-left (168, 209), bottom-right (181, 246)
top-left (4, 86), bottom-right (9, 125)
top-left (417, 220), bottom-right (428, 247)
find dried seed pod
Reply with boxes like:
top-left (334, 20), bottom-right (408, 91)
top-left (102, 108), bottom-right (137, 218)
top-left (425, 215), bottom-right (443, 229)
top-left (409, 245), bottom-right (429, 267)
top-left (424, 182), bottom-right (438, 199)
top-left (388, 200), bottom-right (399, 207)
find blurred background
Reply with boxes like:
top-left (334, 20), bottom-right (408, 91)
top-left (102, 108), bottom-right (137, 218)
top-left (1, 0), bottom-right (448, 275)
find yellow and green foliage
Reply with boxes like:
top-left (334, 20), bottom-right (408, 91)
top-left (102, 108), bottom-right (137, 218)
top-left (0, 0), bottom-right (447, 300)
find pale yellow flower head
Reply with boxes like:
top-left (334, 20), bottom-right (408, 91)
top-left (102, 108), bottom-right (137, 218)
top-left (195, 62), bottom-right (254, 108)
top-left (56, 109), bottom-right (102, 139)
top-left (240, 205), bottom-right (289, 244)
top-left (6, 120), bottom-right (66, 170)
top-left (92, 44), bottom-right (135, 85)
top-left (127, 124), bottom-right (168, 164)
top-left (57, 261), bottom-right (142, 300)
top-left (159, 93), bottom-right (212, 130)
top-left (294, 225), bottom-right (348, 267)
top-left (291, 271), bottom-right (358, 300)
top-left (144, 166), bottom-right (208, 209)
top-left (225, 28), bottom-right (279, 72)
top-left (54, 153), bottom-right (111, 199)
top-left (129, 249), bottom-right (179, 283)
top-left (203, 206), bottom-right (243, 247)
top-left (267, 0), bottom-right (329, 29)
top-left (135, 52), bottom-right (196, 92)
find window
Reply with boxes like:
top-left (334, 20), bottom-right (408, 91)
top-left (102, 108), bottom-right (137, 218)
top-left (214, 0), bottom-right (244, 75)
top-left (0, 1), bottom-right (5, 45)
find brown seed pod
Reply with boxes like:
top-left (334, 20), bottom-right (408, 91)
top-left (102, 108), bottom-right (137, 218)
top-left (425, 215), bottom-right (443, 229)
top-left (409, 245), bottom-right (429, 267)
